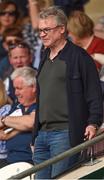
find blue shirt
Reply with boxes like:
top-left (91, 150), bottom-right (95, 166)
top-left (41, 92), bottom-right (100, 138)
top-left (7, 103), bottom-right (36, 164)
top-left (0, 104), bottom-right (11, 159)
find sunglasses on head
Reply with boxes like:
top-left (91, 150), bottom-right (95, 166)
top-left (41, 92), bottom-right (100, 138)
top-left (6, 39), bottom-right (22, 46)
top-left (0, 11), bottom-right (17, 16)
top-left (8, 42), bottom-right (30, 51)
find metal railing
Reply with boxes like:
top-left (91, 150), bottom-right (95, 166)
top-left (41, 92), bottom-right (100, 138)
top-left (8, 132), bottom-right (104, 179)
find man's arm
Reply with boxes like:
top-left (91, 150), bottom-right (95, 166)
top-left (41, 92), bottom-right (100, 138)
top-left (80, 50), bottom-right (103, 126)
top-left (28, 0), bottom-right (40, 29)
top-left (0, 112), bottom-right (35, 131)
top-left (80, 50), bottom-right (103, 139)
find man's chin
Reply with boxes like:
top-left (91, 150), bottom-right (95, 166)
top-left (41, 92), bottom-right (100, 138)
top-left (18, 99), bottom-right (23, 104)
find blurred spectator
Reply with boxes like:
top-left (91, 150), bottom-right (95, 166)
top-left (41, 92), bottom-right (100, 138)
top-left (9, 0), bottom-right (28, 17)
top-left (0, 27), bottom-right (23, 80)
top-left (67, 10), bottom-right (104, 71)
top-left (0, 66), bottom-right (37, 165)
top-left (53, 0), bottom-right (90, 16)
top-left (0, 79), bottom-right (12, 168)
top-left (0, 1), bottom-right (20, 60)
top-left (21, 0), bottom-right (47, 70)
top-left (4, 41), bottom-right (35, 103)
top-left (9, 0), bottom-right (52, 17)
top-left (94, 16), bottom-right (104, 39)
top-left (3, 27), bottom-right (23, 50)
top-left (8, 42), bottom-right (33, 69)
top-left (0, 0), bottom-right (48, 72)
top-left (16, 0), bottom-right (53, 70)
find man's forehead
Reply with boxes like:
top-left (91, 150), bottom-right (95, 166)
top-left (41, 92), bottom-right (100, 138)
top-left (39, 16), bottom-right (57, 26)
top-left (10, 47), bottom-right (30, 56)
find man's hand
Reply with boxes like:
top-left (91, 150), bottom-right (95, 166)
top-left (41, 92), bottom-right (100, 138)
top-left (0, 117), bottom-right (5, 129)
top-left (0, 129), bottom-right (7, 140)
top-left (84, 125), bottom-right (97, 140)
top-left (0, 128), bottom-right (20, 140)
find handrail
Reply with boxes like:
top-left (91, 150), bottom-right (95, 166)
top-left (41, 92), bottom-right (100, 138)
top-left (8, 132), bottom-right (104, 179)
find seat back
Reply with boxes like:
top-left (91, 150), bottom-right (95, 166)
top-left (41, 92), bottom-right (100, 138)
top-left (0, 162), bottom-right (34, 180)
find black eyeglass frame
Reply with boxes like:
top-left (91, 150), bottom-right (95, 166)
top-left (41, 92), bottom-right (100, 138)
top-left (38, 25), bottom-right (62, 35)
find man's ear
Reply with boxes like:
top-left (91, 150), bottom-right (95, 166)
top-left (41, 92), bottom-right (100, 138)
top-left (60, 26), bottom-right (66, 34)
top-left (33, 85), bottom-right (37, 94)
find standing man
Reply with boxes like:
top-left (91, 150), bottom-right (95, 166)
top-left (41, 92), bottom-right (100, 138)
top-left (33, 6), bottom-right (103, 179)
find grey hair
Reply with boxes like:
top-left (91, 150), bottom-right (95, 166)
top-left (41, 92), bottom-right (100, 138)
top-left (39, 6), bottom-right (68, 29)
top-left (11, 66), bottom-right (37, 86)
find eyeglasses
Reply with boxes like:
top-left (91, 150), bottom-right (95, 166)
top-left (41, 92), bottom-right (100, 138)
top-left (0, 11), bottom-right (17, 16)
top-left (8, 42), bottom-right (30, 52)
top-left (38, 25), bottom-right (61, 35)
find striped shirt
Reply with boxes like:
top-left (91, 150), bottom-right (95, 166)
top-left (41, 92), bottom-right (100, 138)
top-left (0, 104), bottom-right (11, 159)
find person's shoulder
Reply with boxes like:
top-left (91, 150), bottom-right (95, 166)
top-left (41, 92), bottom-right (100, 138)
top-left (0, 104), bottom-right (12, 116)
top-left (93, 35), bottom-right (104, 43)
top-left (62, 39), bottom-right (88, 58)
top-left (69, 40), bottom-right (91, 56)
top-left (66, 39), bottom-right (83, 51)
top-left (42, 46), bottom-right (50, 55)
top-left (63, 39), bottom-right (94, 66)
top-left (9, 102), bottom-right (20, 113)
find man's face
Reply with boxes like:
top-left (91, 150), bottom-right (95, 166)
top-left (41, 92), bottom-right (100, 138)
top-left (13, 76), bottom-right (36, 106)
top-left (9, 47), bottom-right (32, 69)
top-left (38, 16), bottom-right (65, 48)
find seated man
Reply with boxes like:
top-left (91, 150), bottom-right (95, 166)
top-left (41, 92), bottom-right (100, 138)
top-left (0, 66), bottom-right (37, 165)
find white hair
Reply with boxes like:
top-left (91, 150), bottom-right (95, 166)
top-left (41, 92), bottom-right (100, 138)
top-left (11, 66), bottom-right (37, 86)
